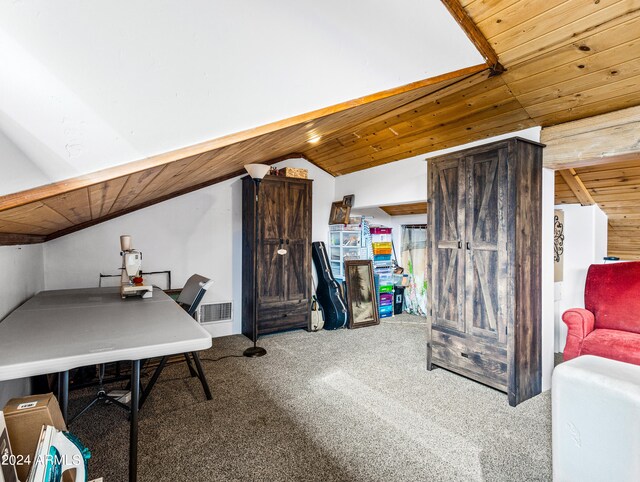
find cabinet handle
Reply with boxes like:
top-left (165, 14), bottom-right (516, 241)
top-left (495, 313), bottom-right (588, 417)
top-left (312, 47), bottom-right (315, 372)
top-left (286, 239), bottom-right (290, 245)
top-left (461, 352), bottom-right (469, 358)
top-left (458, 241), bottom-right (462, 249)
top-left (279, 238), bottom-right (284, 246)
top-left (466, 242), bottom-right (471, 250)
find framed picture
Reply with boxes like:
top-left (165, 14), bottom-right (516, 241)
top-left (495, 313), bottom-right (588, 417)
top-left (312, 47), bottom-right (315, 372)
top-left (344, 260), bottom-right (379, 329)
top-left (329, 201), bottom-right (351, 225)
top-left (342, 194), bottom-right (355, 207)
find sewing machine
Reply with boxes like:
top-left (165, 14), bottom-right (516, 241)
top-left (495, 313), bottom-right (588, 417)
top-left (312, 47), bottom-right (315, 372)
top-left (120, 235), bottom-right (153, 299)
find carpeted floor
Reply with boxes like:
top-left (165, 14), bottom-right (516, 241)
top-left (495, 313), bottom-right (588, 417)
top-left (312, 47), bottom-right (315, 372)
top-left (69, 314), bottom-right (552, 481)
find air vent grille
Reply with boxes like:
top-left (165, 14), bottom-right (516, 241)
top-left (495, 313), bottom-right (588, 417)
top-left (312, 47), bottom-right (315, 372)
top-left (197, 302), bottom-right (233, 323)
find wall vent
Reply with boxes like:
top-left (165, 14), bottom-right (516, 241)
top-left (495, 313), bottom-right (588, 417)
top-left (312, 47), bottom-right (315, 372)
top-left (197, 301), bottom-right (233, 324)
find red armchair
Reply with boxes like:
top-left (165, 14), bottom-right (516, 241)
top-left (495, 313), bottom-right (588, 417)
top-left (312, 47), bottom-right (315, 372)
top-left (563, 261), bottom-right (640, 364)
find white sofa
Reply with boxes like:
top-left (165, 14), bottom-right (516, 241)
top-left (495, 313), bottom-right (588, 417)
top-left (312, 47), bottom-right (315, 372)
top-left (552, 355), bottom-right (640, 481)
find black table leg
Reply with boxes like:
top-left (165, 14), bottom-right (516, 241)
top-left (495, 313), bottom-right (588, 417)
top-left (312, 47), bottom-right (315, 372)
top-left (129, 360), bottom-right (140, 482)
top-left (191, 352), bottom-right (212, 400)
top-left (139, 356), bottom-right (168, 409)
top-left (59, 370), bottom-right (69, 425)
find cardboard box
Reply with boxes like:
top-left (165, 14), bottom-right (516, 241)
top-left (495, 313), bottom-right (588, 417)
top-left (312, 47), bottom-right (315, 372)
top-left (3, 393), bottom-right (67, 482)
top-left (278, 167), bottom-right (308, 179)
top-left (0, 411), bottom-right (19, 482)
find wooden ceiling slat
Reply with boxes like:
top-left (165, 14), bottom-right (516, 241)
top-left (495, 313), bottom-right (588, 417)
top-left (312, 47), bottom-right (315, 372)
top-left (321, 100), bottom-right (526, 172)
top-left (323, 101), bottom-right (531, 173)
top-left (476, 0), bottom-right (566, 40)
top-left (306, 71), bottom-right (492, 158)
top-left (0, 218), bottom-right (50, 236)
top-left (0, 203), bottom-right (73, 234)
top-left (460, 0), bottom-right (521, 24)
top-left (42, 188), bottom-right (93, 225)
top-left (492, 0), bottom-right (633, 65)
top-left (131, 152), bottom-right (216, 206)
top-left (576, 162), bottom-right (640, 177)
top-left (501, 13), bottom-right (640, 87)
top-left (338, 110), bottom-right (536, 174)
top-left (525, 72), bottom-right (640, 120)
top-left (308, 72), bottom-right (497, 161)
top-left (380, 202), bottom-right (428, 216)
top-left (89, 177), bottom-right (131, 219)
top-left (579, 175), bottom-right (640, 190)
top-left (108, 167), bottom-right (165, 214)
top-left (508, 41), bottom-right (640, 101)
top-left (533, 85), bottom-right (640, 127)
top-left (312, 79), bottom-right (512, 166)
top-left (517, 56), bottom-right (640, 109)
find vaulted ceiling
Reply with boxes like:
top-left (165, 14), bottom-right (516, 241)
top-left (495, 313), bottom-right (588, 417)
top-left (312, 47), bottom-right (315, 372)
top-left (2, 0), bottom-right (640, 244)
top-left (556, 159), bottom-right (640, 260)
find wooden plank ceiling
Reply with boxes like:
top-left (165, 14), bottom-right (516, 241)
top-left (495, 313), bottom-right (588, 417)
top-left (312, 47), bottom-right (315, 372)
top-left (380, 202), bottom-right (429, 216)
top-left (2, 0), bottom-right (640, 244)
top-left (556, 159), bottom-right (640, 260)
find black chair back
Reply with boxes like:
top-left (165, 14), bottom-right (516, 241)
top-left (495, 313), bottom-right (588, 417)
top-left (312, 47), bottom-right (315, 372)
top-left (177, 274), bottom-right (213, 317)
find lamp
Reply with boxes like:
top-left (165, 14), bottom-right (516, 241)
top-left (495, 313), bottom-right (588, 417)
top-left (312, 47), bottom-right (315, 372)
top-left (244, 164), bottom-right (270, 358)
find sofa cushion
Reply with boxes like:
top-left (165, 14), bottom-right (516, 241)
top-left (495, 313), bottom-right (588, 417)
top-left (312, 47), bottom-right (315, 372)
top-left (585, 261), bottom-right (640, 335)
top-left (581, 329), bottom-right (640, 366)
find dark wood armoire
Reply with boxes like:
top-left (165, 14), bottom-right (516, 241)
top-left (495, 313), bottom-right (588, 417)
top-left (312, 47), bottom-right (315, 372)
top-left (426, 137), bottom-right (543, 406)
top-left (242, 175), bottom-right (312, 340)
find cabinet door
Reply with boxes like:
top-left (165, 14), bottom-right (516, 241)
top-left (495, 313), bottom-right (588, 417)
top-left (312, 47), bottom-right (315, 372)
top-left (464, 148), bottom-right (509, 345)
top-left (258, 180), bottom-right (285, 304)
top-left (429, 158), bottom-right (465, 332)
top-left (284, 182), bottom-right (311, 303)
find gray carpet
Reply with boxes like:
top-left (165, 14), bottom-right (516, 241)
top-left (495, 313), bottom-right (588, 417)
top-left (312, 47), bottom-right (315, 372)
top-left (69, 314), bottom-right (552, 481)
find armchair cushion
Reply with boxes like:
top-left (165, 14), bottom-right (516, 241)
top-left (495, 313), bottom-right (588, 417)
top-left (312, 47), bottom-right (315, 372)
top-left (581, 329), bottom-right (640, 366)
top-left (585, 262), bottom-right (640, 335)
top-left (562, 308), bottom-right (595, 361)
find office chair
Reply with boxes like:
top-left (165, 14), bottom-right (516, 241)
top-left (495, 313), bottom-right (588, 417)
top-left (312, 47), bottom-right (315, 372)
top-left (139, 274), bottom-right (214, 408)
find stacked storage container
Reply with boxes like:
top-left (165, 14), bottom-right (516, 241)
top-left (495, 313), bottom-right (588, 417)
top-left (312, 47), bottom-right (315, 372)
top-left (371, 227), bottom-right (394, 318)
top-left (328, 223), bottom-right (364, 281)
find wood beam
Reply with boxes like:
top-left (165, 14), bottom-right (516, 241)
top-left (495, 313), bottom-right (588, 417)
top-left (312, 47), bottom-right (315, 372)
top-left (0, 233), bottom-right (47, 246)
top-left (440, 0), bottom-right (505, 75)
top-left (557, 169), bottom-right (595, 206)
top-left (380, 202), bottom-right (428, 216)
top-left (541, 105), bottom-right (640, 169)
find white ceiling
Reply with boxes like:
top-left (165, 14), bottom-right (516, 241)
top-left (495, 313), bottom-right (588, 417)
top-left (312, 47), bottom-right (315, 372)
top-left (0, 0), bottom-right (482, 195)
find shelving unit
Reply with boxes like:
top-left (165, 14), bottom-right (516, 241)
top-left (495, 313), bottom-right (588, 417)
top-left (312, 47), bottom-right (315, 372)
top-left (371, 227), bottom-right (394, 319)
top-left (328, 224), bottom-right (365, 281)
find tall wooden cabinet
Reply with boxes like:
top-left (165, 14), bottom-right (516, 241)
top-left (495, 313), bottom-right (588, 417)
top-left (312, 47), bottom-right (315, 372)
top-left (426, 137), bottom-right (543, 406)
top-left (242, 175), bottom-right (312, 340)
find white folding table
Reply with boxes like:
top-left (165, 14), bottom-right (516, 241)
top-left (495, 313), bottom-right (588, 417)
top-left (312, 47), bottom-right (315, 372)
top-left (0, 287), bottom-right (213, 482)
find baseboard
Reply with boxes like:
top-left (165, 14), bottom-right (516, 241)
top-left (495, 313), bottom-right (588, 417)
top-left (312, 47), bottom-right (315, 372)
top-left (200, 320), bottom-right (233, 338)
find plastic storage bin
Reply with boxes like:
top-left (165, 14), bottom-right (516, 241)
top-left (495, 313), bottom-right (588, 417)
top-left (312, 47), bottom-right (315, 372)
top-left (370, 227), bottom-right (392, 234)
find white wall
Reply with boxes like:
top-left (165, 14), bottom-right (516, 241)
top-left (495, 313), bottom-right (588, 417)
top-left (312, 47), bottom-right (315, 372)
top-left (43, 159), bottom-right (335, 337)
top-left (0, 0), bottom-right (481, 194)
top-left (0, 245), bottom-right (45, 406)
top-left (553, 204), bottom-right (608, 352)
top-left (0, 129), bottom-right (50, 195)
top-left (335, 154), bottom-right (428, 209)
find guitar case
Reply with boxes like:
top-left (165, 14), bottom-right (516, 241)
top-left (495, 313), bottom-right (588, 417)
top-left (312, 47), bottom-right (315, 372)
top-left (311, 241), bottom-right (348, 329)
